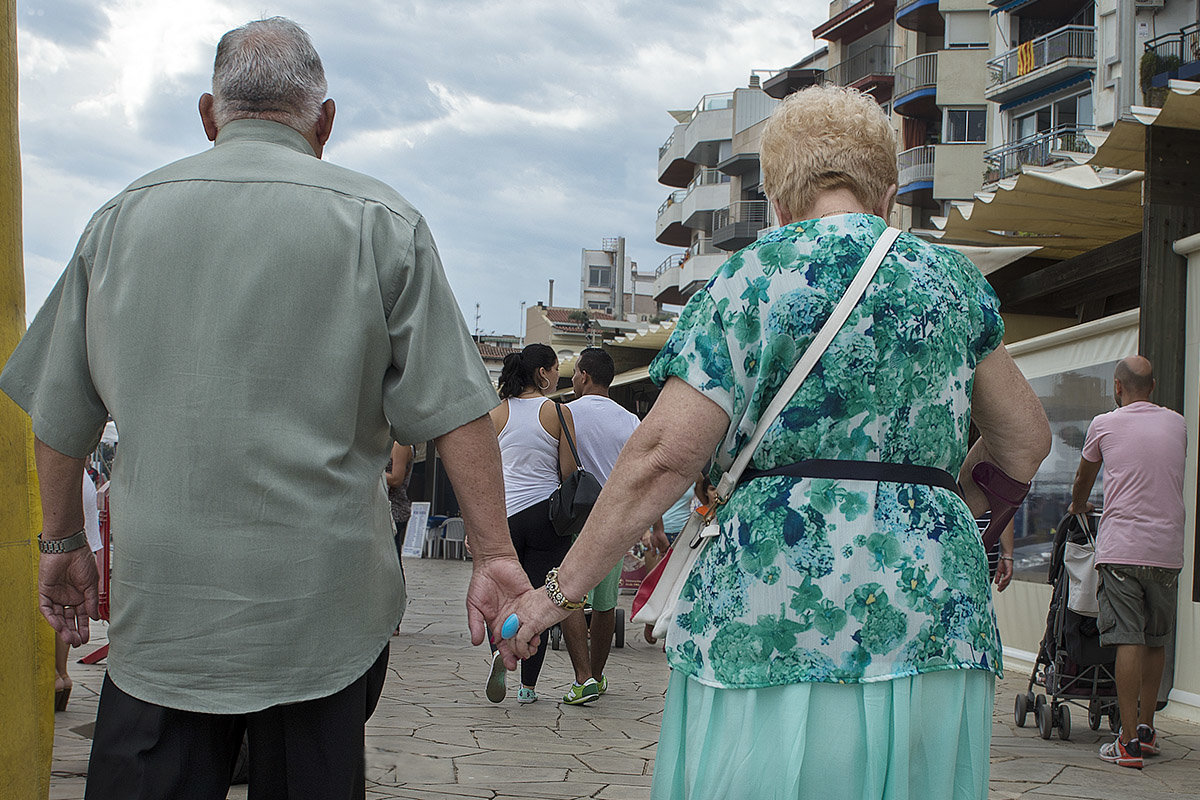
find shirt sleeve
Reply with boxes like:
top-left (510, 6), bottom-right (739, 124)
top-left (377, 212), bottom-right (499, 443)
top-left (0, 227), bottom-right (109, 458)
top-left (1081, 415), bottom-right (1104, 463)
top-left (648, 287), bottom-right (736, 420)
top-left (951, 249), bottom-right (1005, 364)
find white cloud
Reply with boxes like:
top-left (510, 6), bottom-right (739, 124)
top-left (16, 0), bottom-right (829, 333)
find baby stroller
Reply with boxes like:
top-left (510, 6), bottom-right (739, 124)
top-left (1013, 510), bottom-right (1119, 740)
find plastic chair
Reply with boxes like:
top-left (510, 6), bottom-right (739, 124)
top-left (441, 517), bottom-right (466, 560)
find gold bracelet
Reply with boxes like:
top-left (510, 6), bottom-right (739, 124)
top-left (544, 567), bottom-right (585, 611)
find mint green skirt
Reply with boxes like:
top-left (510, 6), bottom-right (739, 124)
top-left (651, 669), bottom-right (994, 800)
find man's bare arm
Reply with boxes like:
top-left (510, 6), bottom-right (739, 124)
top-left (33, 438), bottom-right (100, 645)
top-left (1068, 457), bottom-right (1102, 515)
top-left (433, 415), bottom-right (530, 666)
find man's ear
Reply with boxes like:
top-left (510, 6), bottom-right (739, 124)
top-left (315, 98), bottom-right (335, 147)
top-left (199, 94), bottom-right (219, 142)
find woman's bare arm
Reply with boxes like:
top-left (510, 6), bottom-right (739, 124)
top-left (960, 346), bottom-right (1051, 516)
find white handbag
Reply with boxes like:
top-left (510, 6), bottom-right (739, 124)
top-left (630, 227), bottom-right (902, 640)
top-left (1065, 514), bottom-right (1100, 617)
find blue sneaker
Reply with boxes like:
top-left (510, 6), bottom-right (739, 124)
top-left (517, 686), bottom-right (539, 704)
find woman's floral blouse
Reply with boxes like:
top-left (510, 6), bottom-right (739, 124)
top-left (648, 213), bottom-right (1005, 688)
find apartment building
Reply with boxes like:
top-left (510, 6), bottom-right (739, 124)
top-left (982, 0), bottom-right (1198, 182)
top-left (652, 82), bottom-right (783, 305)
top-left (580, 237), bottom-right (657, 320)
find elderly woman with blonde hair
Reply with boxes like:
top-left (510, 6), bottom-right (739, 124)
top-left (504, 85), bottom-right (1050, 799)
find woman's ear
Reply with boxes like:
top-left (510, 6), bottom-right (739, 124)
top-left (771, 199), bottom-right (793, 227)
top-left (875, 185), bottom-right (898, 219)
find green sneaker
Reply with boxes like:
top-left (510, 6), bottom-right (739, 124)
top-left (517, 686), bottom-right (538, 704)
top-left (562, 678), bottom-right (600, 705)
top-left (598, 675), bottom-right (608, 695)
top-left (485, 651), bottom-right (506, 703)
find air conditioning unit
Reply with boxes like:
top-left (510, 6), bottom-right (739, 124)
top-left (1134, 0), bottom-right (1165, 8)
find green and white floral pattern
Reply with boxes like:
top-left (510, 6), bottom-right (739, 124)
top-left (649, 214), bottom-right (1005, 688)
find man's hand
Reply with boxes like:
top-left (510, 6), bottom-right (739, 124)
top-left (39, 549), bottom-right (100, 646)
top-left (466, 555), bottom-right (533, 669)
top-left (994, 555), bottom-right (1013, 592)
top-left (1067, 500), bottom-right (1095, 516)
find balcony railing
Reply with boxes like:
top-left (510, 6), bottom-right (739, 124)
top-left (822, 45), bottom-right (899, 87)
top-left (898, 145), bottom-right (935, 188)
top-left (688, 235), bottom-right (723, 257)
top-left (712, 201), bottom-right (769, 233)
top-left (657, 189), bottom-right (687, 217)
top-left (983, 125), bottom-right (1095, 182)
top-left (686, 168), bottom-right (732, 192)
top-left (894, 52), bottom-right (937, 99)
top-left (658, 130), bottom-right (676, 159)
top-left (1144, 21), bottom-right (1200, 65)
top-left (656, 253), bottom-right (685, 277)
top-left (988, 25), bottom-right (1094, 87)
top-left (689, 92), bottom-right (735, 121)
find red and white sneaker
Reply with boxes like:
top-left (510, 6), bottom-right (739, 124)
top-left (1099, 735), bottom-right (1143, 769)
top-left (1137, 724), bottom-right (1160, 756)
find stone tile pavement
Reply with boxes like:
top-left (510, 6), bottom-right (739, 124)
top-left (49, 557), bottom-right (1199, 799)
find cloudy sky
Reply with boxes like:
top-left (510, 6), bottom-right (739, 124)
top-left (16, 0), bottom-right (822, 335)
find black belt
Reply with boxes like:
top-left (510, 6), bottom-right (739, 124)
top-left (737, 459), bottom-right (961, 495)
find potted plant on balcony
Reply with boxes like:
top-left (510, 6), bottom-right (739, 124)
top-left (1141, 50), bottom-right (1181, 107)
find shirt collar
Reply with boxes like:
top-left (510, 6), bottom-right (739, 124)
top-left (214, 119), bottom-right (317, 157)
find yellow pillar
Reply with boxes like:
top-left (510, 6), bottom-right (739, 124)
top-left (0, 0), bottom-right (54, 797)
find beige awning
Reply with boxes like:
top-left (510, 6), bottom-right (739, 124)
top-left (605, 319), bottom-right (676, 350)
top-left (926, 81), bottom-right (1200, 262)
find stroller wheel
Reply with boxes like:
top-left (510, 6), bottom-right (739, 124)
top-left (1056, 705), bottom-right (1071, 741)
top-left (1036, 700), bottom-right (1054, 740)
top-left (1015, 693), bottom-right (1029, 727)
top-left (550, 624), bottom-right (562, 651)
top-left (1108, 707), bottom-right (1120, 733)
top-left (1088, 700), bottom-right (1102, 731)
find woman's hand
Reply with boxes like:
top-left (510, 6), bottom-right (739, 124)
top-left (994, 555), bottom-right (1013, 592)
top-left (505, 585), bottom-right (573, 659)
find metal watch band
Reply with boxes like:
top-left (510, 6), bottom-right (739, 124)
top-left (37, 529), bottom-right (89, 554)
top-left (544, 567), bottom-right (584, 611)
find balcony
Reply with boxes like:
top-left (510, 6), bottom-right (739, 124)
top-left (679, 237), bottom-right (728, 296)
top-left (681, 168), bottom-right (732, 231)
top-left (657, 123), bottom-right (692, 188)
top-left (653, 252), bottom-right (686, 305)
top-left (822, 45), bottom-right (898, 101)
top-left (814, 0), bottom-right (897, 43)
top-left (895, 0), bottom-right (942, 35)
top-left (682, 93), bottom-right (735, 166)
top-left (655, 189), bottom-right (688, 247)
top-left (983, 125), bottom-right (1095, 183)
top-left (711, 201), bottom-right (770, 252)
top-left (893, 53), bottom-right (938, 118)
top-left (1142, 23), bottom-right (1200, 105)
top-left (896, 145), bottom-right (935, 206)
top-left (986, 26), bottom-right (1095, 107)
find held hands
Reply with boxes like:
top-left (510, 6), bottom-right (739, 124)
top-left (39, 549), bottom-right (100, 646)
top-left (506, 586), bottom-right (573, 660)
top-left (466, 555), bottom-right (534, 669)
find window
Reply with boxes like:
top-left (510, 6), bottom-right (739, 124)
top-left (945, 11), bottom-right (988, 48)
top-left (945, 108), bottom-right (986, 143)
top-left (587, 301), bottom-right (608, 310)
top-left (588, 265), bottom-right (611, 288)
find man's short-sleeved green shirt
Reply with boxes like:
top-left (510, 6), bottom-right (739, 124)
top-left (0, 120), bottom-right (499, 713)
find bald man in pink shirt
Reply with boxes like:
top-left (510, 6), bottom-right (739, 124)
top-left (1070, 356), bottom-right (1187, 769)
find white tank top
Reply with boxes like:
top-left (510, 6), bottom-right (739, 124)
top-left (498, 397), bottom-right (561, 517)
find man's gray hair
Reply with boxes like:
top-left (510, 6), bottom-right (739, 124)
top-left (211, 17), bottom-right (327, 132)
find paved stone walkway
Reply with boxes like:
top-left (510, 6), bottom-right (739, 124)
top-left (50, 557), bottom-right (1199, 798)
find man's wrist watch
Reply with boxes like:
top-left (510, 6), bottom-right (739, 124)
top-left (37, 530), bottom-right (89, 554)
top-left (544, 567), bottom-right (585, 611)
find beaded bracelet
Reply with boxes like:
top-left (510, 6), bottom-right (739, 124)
top-left (544, 567), bottom-right (585, 611)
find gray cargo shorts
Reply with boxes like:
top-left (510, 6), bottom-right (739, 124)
top-left (1096, 564), bottom-right (1180, 647)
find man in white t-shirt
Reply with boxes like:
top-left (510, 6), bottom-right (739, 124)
top-left (559, 348), bottom-right (640, 705)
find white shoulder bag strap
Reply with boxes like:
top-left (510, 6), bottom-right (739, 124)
top-left (714, 226), bottom-right (902, 502)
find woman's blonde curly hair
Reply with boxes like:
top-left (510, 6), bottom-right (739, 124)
top-left (761, 85), bottom-right (898, 221)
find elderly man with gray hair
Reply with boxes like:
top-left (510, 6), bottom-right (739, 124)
top-left (0, 17), bottom-right (528, 798)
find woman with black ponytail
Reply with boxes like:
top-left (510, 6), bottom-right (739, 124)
top-left (483, 343), bottom-right (579, 704)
